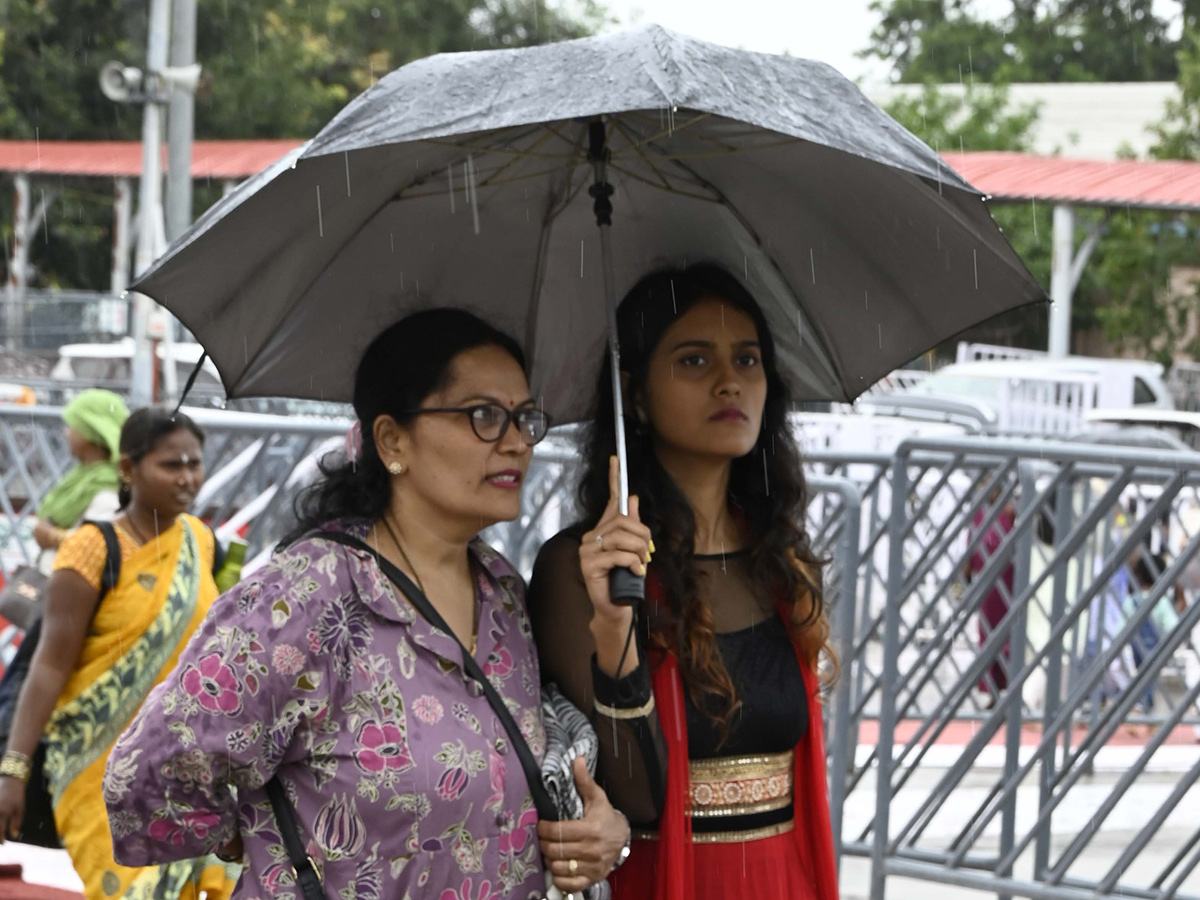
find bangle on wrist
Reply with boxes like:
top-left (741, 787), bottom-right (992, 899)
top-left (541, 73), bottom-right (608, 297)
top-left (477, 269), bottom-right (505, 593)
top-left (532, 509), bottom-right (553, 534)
top-left (610, 810), bottom-right (632, 873)
top-left (0, 750), bottom-right (32, 784)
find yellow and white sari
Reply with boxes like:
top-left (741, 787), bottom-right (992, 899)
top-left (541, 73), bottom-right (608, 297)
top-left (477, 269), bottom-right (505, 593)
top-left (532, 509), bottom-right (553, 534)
top-left (47, 514), bottom-right (239, 900)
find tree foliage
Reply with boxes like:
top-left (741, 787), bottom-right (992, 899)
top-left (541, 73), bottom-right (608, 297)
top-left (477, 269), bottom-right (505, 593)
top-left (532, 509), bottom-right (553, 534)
top-left (0, 0), bottom-right (606, 290)
top-left (864, 0), bottom-right (1184, 84)
top-left (870, 0), bottom-right (1200, 363)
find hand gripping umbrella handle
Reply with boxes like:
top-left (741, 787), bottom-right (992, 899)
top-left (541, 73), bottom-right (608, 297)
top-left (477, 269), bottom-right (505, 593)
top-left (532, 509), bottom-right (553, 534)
top-left (590, 118), bottom-right (645, 609)
top-left (609, 567), bottom-right (644, 606)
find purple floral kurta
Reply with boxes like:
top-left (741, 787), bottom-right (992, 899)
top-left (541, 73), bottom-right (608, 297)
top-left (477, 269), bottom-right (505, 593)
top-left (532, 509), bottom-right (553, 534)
top-left (104, 520), bottom-right (548, 900)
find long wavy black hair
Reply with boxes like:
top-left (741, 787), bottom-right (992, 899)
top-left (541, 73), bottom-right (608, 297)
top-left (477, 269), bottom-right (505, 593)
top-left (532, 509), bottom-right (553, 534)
top-left (285, 308), bottom-right (526, 544)
top-left (577, 264), bottom-right (831, 735)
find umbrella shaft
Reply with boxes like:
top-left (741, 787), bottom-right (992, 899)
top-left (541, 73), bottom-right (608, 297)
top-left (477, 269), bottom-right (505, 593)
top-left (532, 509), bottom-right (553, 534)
top-left (599, 221), bottom-right (630, 516)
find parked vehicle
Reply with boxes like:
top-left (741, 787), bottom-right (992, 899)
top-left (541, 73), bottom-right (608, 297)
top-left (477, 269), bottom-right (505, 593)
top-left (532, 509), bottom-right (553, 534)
top-left (48, 338), bottom-right (223, 396)
top-left (887, 357), bottom-right (1173, 434)
top-left (1082, 408), bottom-right (1200, 452)
top-left (0, 383), bottom-right (36, 405)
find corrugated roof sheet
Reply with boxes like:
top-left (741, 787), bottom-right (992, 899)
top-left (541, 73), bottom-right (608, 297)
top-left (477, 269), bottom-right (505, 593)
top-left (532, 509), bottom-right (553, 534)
top-left (5, 141), bottom-right (1200, 212)
top-left (0, 140), bottom-right (302, 178)
top-left (943, 151), bottom-right (1200, 212)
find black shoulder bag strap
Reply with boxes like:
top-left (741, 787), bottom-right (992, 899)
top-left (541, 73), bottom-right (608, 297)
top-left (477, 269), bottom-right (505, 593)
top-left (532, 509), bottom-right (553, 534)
top-left (316, 531), bottom-right (558, 820)
top-left (265, 777), bottom-right (326, 900)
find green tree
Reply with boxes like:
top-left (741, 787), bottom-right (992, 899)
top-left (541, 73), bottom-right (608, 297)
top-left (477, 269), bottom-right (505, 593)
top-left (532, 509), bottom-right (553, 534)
top-left (0, 0), bottom-right (607, 292)
top-left (882, 83), bottom-right (1058, 350)
top-left (870, 0), bottom-right (1200, 362)
top-left (864, 0), bottom-right (1183, 83)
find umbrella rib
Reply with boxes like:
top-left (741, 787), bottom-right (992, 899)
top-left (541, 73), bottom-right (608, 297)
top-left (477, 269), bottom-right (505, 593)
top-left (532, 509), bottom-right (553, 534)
top-left (419, 136), bottom-right (580, 161)
top-left (605, 161), bottom-right (722, 203)
top-left (391, 164), bottom-right (583, 204)
top-left (652, 138), bottom-right (802, 161)
top-left (613, 110), bottom-right (711, 149)
top-left (608, 116), bottom-right (674, 190)
top-left (524, 123), bottom-right (587, 375)
top-left (474, 126), bottom-right (564, 189)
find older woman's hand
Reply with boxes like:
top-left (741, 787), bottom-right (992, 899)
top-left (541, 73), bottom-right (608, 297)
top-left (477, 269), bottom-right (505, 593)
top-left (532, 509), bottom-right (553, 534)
top-left (537, 756), bottom-right (630, 894)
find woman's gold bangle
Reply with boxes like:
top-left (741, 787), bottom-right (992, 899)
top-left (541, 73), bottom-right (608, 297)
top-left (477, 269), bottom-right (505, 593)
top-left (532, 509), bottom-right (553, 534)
top-left (0, 751), bottom-right (32, 784)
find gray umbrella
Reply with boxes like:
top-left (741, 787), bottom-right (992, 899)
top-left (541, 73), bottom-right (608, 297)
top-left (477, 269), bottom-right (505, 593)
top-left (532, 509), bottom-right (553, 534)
top-left (138, 24), bottom-right (1042, 579)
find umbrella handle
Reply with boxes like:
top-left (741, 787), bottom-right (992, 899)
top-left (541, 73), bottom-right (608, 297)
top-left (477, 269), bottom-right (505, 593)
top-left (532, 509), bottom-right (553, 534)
top-left (609, 567), bottom-right (644, 606)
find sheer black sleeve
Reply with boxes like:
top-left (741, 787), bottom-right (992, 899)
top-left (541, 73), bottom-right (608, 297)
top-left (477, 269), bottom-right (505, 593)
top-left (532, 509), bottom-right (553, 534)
top-left (528, 530), bottom-right (667, 826)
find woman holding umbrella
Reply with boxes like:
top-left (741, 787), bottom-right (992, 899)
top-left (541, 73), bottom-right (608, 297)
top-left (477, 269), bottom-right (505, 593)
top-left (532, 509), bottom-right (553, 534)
top-left (530, 265), bottom-right (839, 900)
top-left (104, 309), bottom-right (630, 899)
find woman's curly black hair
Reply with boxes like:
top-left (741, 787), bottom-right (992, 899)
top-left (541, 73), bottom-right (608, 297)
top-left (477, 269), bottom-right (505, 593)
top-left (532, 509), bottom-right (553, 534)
top-left (577, 264), bottom-right (832, 738)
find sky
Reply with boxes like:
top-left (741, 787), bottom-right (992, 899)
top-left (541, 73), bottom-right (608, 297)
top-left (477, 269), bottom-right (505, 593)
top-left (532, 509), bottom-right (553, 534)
top-left (600, 0), bottom-right (1181, 84)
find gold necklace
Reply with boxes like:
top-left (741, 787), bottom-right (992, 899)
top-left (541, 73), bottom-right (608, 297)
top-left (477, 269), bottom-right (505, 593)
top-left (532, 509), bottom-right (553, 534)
top-left (120, 514), bottom-right (151, 546)
top-left (383, 515), bottom-right (478, 656)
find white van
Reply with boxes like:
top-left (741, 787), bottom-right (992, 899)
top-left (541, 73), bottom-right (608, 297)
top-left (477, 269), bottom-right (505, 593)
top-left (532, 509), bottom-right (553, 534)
top-left (892, 357), bottom-right (1173, 434)
top-left (49, 338), bottom-right (223, 396)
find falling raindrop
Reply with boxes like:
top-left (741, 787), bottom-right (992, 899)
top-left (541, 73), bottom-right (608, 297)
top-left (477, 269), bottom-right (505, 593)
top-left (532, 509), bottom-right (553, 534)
top-left (973, 249), bottom-right (979, 289)
top-left (467, 154), bottom-right (480, 235)
top-left (390, 233), bottom-right (395, 254)
top-left (809, 249), bottom-right (816, 284)
top-left (864, 291), bottom-right (869, 311)
top-left (1032, 199), bottom-right (1038, 238)
top-left (316, 185), bottom-right (324, 237)
top-left (762, 449), bottom-right (769, 496)
top-left (580, 240), bottom-right (584, 278)
top-left (344, 151), bottom-right (351, 197)
top-left (878, 324), bottom-right (882, 349)
top-left (670, 280), bottom-right (677, 313)
top-left (448, 166), bottom-right (456, 213)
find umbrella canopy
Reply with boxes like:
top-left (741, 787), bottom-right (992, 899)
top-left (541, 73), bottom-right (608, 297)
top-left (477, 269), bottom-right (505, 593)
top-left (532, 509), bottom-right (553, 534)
top-left (136, 24), bottom-right (1044, 421)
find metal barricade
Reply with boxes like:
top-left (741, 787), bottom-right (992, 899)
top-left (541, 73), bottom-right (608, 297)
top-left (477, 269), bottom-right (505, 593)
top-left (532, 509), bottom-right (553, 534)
top-left (868, 437), bottom-right (1200, 900)
top-left (0, 405), bottom-right (350, 577)
top-left (13, 403), bottom-right (1200, 898)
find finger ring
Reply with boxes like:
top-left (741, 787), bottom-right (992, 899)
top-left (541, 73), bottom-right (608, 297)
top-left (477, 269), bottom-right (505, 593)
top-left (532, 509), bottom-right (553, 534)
top-left (596, 533), bottom-right (604, 550)
top-left (569, 859), bottom-right (578, 875)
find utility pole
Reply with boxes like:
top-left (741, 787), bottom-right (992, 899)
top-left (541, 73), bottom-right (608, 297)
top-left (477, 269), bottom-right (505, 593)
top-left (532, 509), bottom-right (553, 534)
top-left (161, 0), bottom-right (197, 401)
top-left (129, 0), bottom-right (172, 408)
top-left (166, 0), bottom-right (196, 243)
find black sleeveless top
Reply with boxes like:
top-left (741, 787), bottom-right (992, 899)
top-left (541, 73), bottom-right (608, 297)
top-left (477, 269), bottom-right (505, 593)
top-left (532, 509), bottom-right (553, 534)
top-left (686, 615), bottom-right (808, 759)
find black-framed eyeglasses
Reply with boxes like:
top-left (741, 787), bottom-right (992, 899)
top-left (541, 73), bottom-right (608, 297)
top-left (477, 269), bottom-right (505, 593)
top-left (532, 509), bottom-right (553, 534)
top-left (407, 404), bottom-right (552, 445)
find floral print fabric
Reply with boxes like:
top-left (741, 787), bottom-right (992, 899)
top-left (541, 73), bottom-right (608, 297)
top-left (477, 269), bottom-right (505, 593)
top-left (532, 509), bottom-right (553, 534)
top-left (105, 520), bottom-right (548, 900)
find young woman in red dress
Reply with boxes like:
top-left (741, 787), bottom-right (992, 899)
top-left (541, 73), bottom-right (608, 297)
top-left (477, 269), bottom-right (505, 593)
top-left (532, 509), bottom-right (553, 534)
top-left (530, 264), bottom-right (839, 900)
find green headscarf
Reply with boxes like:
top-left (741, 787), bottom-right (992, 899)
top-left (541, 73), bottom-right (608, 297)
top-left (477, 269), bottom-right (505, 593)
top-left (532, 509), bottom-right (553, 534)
top-left (38, 390), bottom-right (130, 527)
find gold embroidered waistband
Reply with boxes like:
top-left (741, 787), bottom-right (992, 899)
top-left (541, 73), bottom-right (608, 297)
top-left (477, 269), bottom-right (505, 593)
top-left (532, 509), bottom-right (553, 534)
top-left (632, 819), bottom-right (795, 845)
top-left (687, 749), bottom-right (794, 818)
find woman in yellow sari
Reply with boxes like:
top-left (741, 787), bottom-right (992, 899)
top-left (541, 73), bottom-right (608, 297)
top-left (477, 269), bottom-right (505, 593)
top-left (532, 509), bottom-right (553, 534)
top-left (0, 408), bottom-right (238, 900)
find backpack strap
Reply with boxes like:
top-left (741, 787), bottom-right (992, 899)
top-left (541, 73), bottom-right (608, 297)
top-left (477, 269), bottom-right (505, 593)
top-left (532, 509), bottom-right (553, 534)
top-left (82, 521), bottom-right (122, 600)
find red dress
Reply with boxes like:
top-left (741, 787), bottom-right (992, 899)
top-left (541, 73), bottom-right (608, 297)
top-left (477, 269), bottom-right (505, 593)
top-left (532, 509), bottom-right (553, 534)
top-left (609, 623), bottom-right (838, 900)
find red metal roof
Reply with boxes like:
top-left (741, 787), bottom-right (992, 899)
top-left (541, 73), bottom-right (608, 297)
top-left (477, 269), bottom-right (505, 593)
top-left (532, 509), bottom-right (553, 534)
top-left (943, 151), bottom-right (1200, 212)
top-left (0, 140), bottom-right (302, 179)
top-left (5, 142), bottom-right (1200, 211)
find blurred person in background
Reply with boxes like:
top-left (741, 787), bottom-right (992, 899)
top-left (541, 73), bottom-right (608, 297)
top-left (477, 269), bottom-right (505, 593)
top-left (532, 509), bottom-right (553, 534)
top-left (0, 408), bottom-right (237, 900)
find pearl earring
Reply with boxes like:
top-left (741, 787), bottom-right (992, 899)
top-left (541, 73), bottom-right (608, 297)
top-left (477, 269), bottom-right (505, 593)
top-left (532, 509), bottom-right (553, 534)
top-left (388, 462), bottom-right (405, 475)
